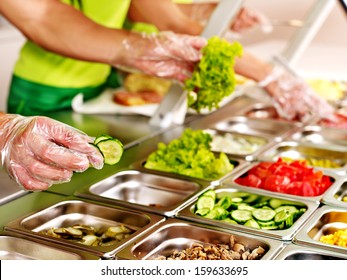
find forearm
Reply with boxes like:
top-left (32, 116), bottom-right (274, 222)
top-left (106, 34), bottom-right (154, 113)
top-left (0, 0), bottom-right (131, 65)
top-left (128, 0), bottom-right (203, 35)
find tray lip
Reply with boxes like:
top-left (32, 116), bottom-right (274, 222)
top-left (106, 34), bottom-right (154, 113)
top-left (176, 184), bottom-right (318, 242)
top-left (211, 115), bottom-right (302, 142)
top-left (293, 205), bottom-right (347, 255)
top-left (0, 230), bottom-right (101, 260)
top-left (4, 195), bottom-right (165, 257)
top-left (75, 169), bottom-right (214, 217)
top-left (289, 125), bottom-right (347, 149)
top-left (274, 242), bottom-right (347, 260)
top-left (257, 140), bottom-right (347, 175)
top-left (222, 160), bottom-right (342, 203)
top-left (321, 178), bottom-right (347, 209)
top-left (114, 217), bottom-right (284, 260)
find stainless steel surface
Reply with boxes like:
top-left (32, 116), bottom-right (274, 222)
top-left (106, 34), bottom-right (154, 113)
top-left (4, 193), bottom-right (164, 257)
top-left (274, 243), bottom-right (347, 260)
top-left (0, 170), bottom-right (28, 206)
top-left (75, 170), bottom-right (209, 217)
top-left (290, 125), bottom-right (347, 150)
top-left (322, 179), bottom-right (347, 209)
top-left (177, 185), bottom-right (318, 241)
top-left (0, 232), bottom-right (100, 260)
top-left (223, 160), bottom-right (340, 203)
top-left (258, 141), bottom-right (347, 175)
top-left (212, 116), bottom-right (300, 142)
top-left (294, 205), bottom-right (347, 255)
top-left (149, 0), bottom-right (243, 128)
top-left (115, 218), bottom-right (283, 260)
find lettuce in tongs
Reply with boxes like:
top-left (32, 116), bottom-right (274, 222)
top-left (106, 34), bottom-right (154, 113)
top-left (185, 36), bottom-right (243, 112)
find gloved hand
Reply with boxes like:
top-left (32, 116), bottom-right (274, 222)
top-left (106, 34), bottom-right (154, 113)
top-left (258, 66), bottom-right (336, 122)
top-left (115, 31), bottom-right (207, 82)
top-left (231, 7), bottom-right (271, 33)
top-left (0, 114), bottom-right (104, 191)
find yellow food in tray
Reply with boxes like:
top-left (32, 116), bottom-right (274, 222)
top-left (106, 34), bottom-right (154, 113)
top-left (320, 229), bottom-right (347, 247)
top-left (307, 79), bottom-right (346, 102)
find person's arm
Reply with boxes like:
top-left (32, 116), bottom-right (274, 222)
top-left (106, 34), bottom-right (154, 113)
top-left (0, 0), bottom-right (206, 81)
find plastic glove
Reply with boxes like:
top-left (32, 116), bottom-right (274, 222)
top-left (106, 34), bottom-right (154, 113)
top-left (115, 31), bottom-right (207, 82)
top-left (258, 66), bottom-right (336, 122)
top-left (0, 114), bottom-right (104, 191)
top-left (231, 7), bottom-right (271, 33)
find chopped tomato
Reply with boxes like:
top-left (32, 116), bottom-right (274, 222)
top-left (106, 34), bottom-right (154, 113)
top-left (235, 158), bottom-right (333, 197)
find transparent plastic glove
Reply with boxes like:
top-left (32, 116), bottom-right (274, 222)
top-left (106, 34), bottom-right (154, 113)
top-left (231, 7), bottom-right (272, 33)
top-left (0, 115), bottom-right (104, 191)
top-left (259, 67), bottom-right (336, 122)
top-left (115, 31), bottom-right (207, 82)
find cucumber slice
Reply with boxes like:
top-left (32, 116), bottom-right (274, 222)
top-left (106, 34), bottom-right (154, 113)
top-left (195, 207), bottom-right (210, 216)
top-left (216, 196), bottom-right (233, 210)
top-left (204, 206), bottom-right (228, 220)
top-left (244, 219), bottom-right (261, 229)
top-left (261, 225), bottom-right (279, 230)
top-left (222, 218), bottom-right (238, 225)
top-left (202, 190), bottom-right (216, 200)
top-left (196, 195), bottom-right (215, 210)
top-left (95, 138), bottom-right (124, 165)
top-left (275, 206), bottom-right (299, 215)
top-left (252, 208), bottom-right (276, 222)
top-left (274, 210), bottom-right (292, 225)
top-left (237, 204), bottom-right (255, 212)
top-left (231, 210), bottom-right (252, 223)
top-left (94, 134), bottom-right (113, 145)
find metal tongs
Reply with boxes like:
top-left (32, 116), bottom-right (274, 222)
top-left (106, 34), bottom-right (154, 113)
top-left (149, 0), bottom-right (244, 128)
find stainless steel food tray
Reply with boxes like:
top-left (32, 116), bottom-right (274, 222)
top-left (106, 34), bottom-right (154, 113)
top-left (290, 125), bottom-right (347, 150)
top-left (177, 185), bottom-right (318, 241)
top-left (294, 205), bottom-right (347, 255)
top-left (115, 218), bottom-right (283, 260)
top-left (4, 193), bottom-right (164, 257)
top-left (258, 141), bottom-right (347, 175)
top-left (203, 128), bottom-right (274, 161)
top-left (75, 170), bottom-right (211, 217)
top-left (211, 116), bottom-right (301, 142)
top-left (274, 243), bottom-right (347, 260)
top-left (222, 160), bottom-right (340, 203)
top-left (322, 179), bottom-right (347, 209)
top-left (0, 231), bottom-right (100, 260)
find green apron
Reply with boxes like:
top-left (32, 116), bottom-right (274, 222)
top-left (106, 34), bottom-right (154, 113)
top-left (8, 0), bottom-right (131, 116)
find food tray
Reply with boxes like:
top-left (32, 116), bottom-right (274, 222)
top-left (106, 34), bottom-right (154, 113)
top-left (223, 160), bottom-right (340, 203)
top-left (274, 243), bottom-right (347, 260)
top-left (290, 125), bottom-right (347, 150)
top-left (177, 185), bottom-right (318, 241)
top-left (322, 179), bottom-right (347, 209)
top-left (4, 194), bottom-right (164, 257)
top-left (0, 231), bottom-right (100, 260)
top-left (203, 128), bottom-right (272, 161)
top-left (258, 141), bottom-right (347, 175)
top-left (294, 205), bottom-right (347, 255)
top-left (75, 170), bottom-right (211, 217)
top-left (115, 218), bottom-right (283, 260)
top-left (243, 102), bottom-right (308, 126)
top-left (211, 116), bottom-right (300, 142)
top-left (132, 154), bottom-right (249, 186)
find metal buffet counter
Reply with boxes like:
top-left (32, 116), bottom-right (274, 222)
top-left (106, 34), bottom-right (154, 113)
top-left (1, 89), bottom-right (347, 260)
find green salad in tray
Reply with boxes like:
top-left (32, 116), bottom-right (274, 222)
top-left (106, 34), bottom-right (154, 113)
top-left (144, 128), bottom-right (235, 180)
top-left (185, 36), bottom-right (243, 113)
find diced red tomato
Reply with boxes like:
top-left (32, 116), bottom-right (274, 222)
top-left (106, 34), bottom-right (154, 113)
top-left (235, 158), bottom-right (333, 197)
